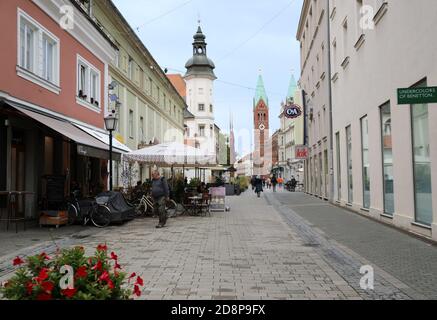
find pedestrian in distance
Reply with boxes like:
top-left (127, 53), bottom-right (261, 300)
top-left (254, 175), bottom-right (263, 198)
top-left (151, 169), bottom-right (170, 228)
top-left (251, 175), bottom-right (256, 191)
top-left (271, 175), bottom-right (278, 192)
top-left (290, 176), bottom-right (297, 192)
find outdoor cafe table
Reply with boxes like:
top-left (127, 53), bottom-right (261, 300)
top-left (188, 196), bottom-right (203, 216)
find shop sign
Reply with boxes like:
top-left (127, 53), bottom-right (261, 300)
top-left (284, 103), bottom-right (302, 119)
top-left (397, 87), bottom-right (437, 105)
top-left (295, 145), bottom-right (308, 159)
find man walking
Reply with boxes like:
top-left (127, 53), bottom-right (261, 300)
top-left (271, 175), bottom-right (278, 192)
top-left (151, 169), bottom-right (170, 228)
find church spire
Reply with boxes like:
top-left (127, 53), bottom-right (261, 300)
top-left (286, 73), bottom-right (297, 103)
top-left (254, 73), bottom-right (268, 107)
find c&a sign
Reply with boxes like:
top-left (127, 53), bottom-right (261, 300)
top-left (284, 103), bottom-right (302, 119)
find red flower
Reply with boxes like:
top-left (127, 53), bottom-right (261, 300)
top-left (36, 293), bottom-right (52, 300)
top-left (75, 266), bottom-right (88, 279)
top-left (133, 285), bottom-right (141, 297)
top-left (37, 268), bottom-right (50, 282)
top-left (110, 252), bottom-right (118, 261)
top-left (26, 281), bottom-right (34, 295)
top-left (61, 288), bottom-right (77, 298)
top-left (114, 262), bottom-right (121, 270)
top-left (13, 256), bottom-right (24, 266)
top-left (39, 252), bottom-right (50, 260)
top-left (41, 281), bottom-right (54, 293)
top-left (107, 279), bottom-right (114, 290)
top-left (128, 272), bottom-right (136, 279)
top-left (99, 271), bottom-right (110, 282)
top-left (97, 244), bottom-right (107, 252)
top-left (91, 260), bottom-right (102, 271)
top-left (135, 276), bottom-right (144, 286)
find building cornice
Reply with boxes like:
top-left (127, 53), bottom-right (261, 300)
top-left (32, 0), bottom-right (116, 63)
top-left (296, 0), bottom-right (310, 40)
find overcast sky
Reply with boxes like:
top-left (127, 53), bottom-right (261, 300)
top-left (113, 0), bottom-right (303, 155)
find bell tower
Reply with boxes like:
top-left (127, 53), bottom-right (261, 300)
top-left (253, 73), bottom-right (269, 176)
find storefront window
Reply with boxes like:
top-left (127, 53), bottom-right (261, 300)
top-left (380, 102), bottom-right (394, 215)
top-left (346, 126), bottom-right (353, 203)
top-left (411, 87), bottom-right (433, 225)
top-left (361, 116), bottom-right (370, 209)
top-left (336, 132), bottom-right (341, 201)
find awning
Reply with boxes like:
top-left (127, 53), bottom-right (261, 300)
top-left (73, 123), bottom-right (131, 154)
top-left (6, 102), bottom-right (126, 161)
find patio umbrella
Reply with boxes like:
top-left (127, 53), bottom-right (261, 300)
top-left (122, 142), bottom-right (216, 167)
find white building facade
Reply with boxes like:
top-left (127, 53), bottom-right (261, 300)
top-left (329, 0), bottom-right (437, 240)
top-left (297, 0), bottom-right (332, 200)
top-left (183, 26), bottom-right (218, 181)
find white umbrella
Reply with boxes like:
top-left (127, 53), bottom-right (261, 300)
top-left (122, 142), bottom-right (215, 166)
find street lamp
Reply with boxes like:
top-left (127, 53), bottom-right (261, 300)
top-left (104, 110), bottom-right (118, 191)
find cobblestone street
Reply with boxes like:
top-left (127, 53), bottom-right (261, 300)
top-left (1, 190), bottom-right (436, 300)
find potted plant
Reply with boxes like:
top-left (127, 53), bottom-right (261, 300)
top-left (0, 244), bottom-right (144, 300)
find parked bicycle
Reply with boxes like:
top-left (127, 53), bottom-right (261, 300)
top-left (67, 190), bottom-right (112, 228)
top-left (132, 193), bottom-right (177, 218)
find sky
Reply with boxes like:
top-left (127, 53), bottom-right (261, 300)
top-left (112, 0), bottom-right (303, 155)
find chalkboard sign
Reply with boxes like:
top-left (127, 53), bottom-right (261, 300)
top-left (46, 175), bottom-right (65, 203)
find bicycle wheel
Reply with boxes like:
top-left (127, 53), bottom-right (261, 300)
top-left (67, 203), bottom-right (78, 225)
top-left (91, 205), bottom-right (111, 228)
top-left (166, 199), bottom-right (177, 217)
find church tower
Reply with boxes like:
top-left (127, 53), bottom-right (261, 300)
top-left (253, 73), bottom-right (269, 176)
top-left (184, 25), bottom-right (217, 158)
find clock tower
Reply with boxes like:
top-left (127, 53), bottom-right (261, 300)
top-left (253, 73), bottom-right (269, 176)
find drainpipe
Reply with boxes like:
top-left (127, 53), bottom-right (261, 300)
top-left (326, 0), bottom-right (335, 203)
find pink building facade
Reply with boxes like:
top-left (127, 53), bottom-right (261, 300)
top-left (0, 0), bottom-right (123, 221)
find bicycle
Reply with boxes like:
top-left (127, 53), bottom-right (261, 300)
top-left (133, 194), bottom-right (178, 218)
top-left (66, 191), bottom-right (112, 228)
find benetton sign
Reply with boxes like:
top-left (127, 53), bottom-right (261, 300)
top-left (397, 87), bottom-right (437, 105)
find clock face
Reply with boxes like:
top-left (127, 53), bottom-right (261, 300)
top-left (259, 124), bottom-right (265, 131)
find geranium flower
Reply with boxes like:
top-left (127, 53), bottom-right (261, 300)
top-left (39, 252), bottom-right (50, 260)
top-left (61, 288), bottom-right (77, 298)
top-left (114, 262), bottom-right (121, 270)
top-left (13, 256), bottom-right (24, 266)
top-left (41, 281), bottom-right (54, 293)
top-left (97, 244), bottom-right (107, 252)
top-left (37, 268), bottom-right (50, 282)
top-left (133, 285), bottom-right (141, 297)
top-left (75, 266), bottom-right (88, 279)
top-left (135, 276), bottom-right (144, 286)
top-left (91, 260), bottom-right (102, 271)
top-left (107, 279), bottom-right (114, 290)
top-left (128, 272), bottom-right (136, 279)
top-left (36, 293), bottom-right (52, 300)
top-left (26, 282), bottom-right (34, 295)
top-left (99, 271), bottom-right (110, 282)
top-left (110, 252), bottom-right (118, 261)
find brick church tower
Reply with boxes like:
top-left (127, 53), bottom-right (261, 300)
top-left (253, 73), bottom-right (270, 176)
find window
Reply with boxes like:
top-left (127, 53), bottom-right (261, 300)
top-left (210, 104), bottom-right (213, 113)
top-left (148, 77), bottom-right (153, 95)
top-left (361, 116), bottom-right (370, 209)
top-left (356, 0), bottom-right (364, 37)
top-left (346, 125), bottom-right (353, 203)
top-left (199, 88), bottom-right (204, 95)
top-left (210, 125), bottom-right (213, 137)
top-left (198, 104), bottom-right (205, 111)
top-left (77, 55), bottom-right (101, 110)
top-left (411, 81), bottom-right (433, 225)
top-left (380, 102), bottom-right (394, 215)
top-left (336, 132), bottom-right (341, 201)
top-left (18, 9), bottom-right (60, 92)
top-left (128, 57), bottom-right (134, 79)
top-left (129, 110), bottom-right (134, 138)
top-left (139, 116), bottom-right (144, 142)
top-left (114, 50), bottom-right (120, 68)
top-left (199, 125), bottom-right (205, 137)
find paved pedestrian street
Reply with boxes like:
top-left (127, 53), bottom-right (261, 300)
top-left (1, 190), bottom-right (436, 300)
